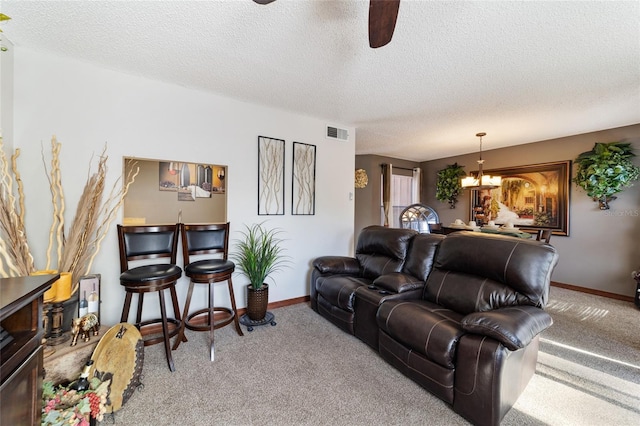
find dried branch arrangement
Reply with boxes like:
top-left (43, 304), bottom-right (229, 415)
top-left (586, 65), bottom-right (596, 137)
top-left (0, 139), bottom-right (35, 277)
top-left (0, 135), bottom-right (139, 294)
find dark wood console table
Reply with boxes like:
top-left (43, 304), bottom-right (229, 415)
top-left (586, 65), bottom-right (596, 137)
top-left (1, 274), bottom-right (58, 426)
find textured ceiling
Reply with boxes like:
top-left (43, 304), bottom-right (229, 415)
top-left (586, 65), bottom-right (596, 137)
top-left (2, 0), bottom-right (639, 161)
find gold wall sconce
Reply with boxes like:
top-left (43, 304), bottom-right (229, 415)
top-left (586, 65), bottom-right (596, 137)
top-left (355, 169), bottom-right (368, 188)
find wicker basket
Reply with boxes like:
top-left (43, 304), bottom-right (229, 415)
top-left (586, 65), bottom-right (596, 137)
top-left (246, 284), bottom-right (269, 321)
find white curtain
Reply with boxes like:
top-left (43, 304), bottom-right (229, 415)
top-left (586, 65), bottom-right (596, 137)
top-left (381, 163), bottom-right (393, 227)
top-left (411, 167), bottom-right (421, 204)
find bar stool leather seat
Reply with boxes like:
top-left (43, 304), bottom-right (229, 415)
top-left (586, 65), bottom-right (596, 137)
top-left (185, 259), bottom-right (234, 277)
top-left (121, 264), bottom-right (182, 284)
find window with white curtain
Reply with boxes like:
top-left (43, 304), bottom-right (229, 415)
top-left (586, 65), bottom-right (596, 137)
top-left (381, 167), bottom-right (421, 228)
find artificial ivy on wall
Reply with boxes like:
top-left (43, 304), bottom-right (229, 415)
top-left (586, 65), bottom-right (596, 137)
top-left (573, 141), bottom-right (640, 210)
top-left (435, 163), bottom-right (466, 209)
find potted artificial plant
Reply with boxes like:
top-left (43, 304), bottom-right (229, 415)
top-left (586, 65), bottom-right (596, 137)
top-left (573, 141), bottom-right (640, 210)
top-left (232, 222), bottom-right (289, 321)
top-left (435, 163), bottom-right (466, 208)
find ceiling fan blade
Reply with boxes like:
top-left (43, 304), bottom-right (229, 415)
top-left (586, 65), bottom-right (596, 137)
top-left (368, 0), bottom-right (400, 48)
top-left (253, 0), bottom-right (276, 4)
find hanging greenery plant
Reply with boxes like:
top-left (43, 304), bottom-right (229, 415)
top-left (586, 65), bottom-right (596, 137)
top-left (573, 141), bottom-right (640, 210)
top-left (435, 163), bottom-right (466, 208)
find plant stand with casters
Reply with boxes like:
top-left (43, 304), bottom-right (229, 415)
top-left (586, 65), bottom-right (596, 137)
top-left (239, 312), bottom-right (276, 332)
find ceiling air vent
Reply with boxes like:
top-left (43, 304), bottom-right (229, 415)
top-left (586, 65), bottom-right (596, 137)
top-left (326, 126), bottom-right (349, 141)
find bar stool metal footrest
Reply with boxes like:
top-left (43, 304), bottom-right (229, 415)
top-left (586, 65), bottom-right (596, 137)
top-left (185, 307), bottom-right (235, 331)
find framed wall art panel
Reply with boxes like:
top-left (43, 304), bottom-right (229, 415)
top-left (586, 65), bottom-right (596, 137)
top-left (258, 136), bottom-right (285, 215)
top-left (292, 142), bottom-right (316, 215)
top-left (469, 161), bottom-right (571, 236)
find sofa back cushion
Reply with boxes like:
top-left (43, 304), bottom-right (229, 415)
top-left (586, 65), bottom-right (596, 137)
top-left (356, 226), bottom-right (417, 280)
top-left (402, 233), bottom-right (445, 281)
top-left (424, 232), bottom-right (559, 314)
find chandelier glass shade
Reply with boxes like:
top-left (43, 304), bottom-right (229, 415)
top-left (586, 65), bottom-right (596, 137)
top-left (461, 132), bottom-right (502, 190)
top-left (461, 174), bottom-right (502, 188)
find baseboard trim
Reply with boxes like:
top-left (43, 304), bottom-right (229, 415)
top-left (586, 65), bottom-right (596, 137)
top-left (551, 281), bottom-right (634, 303)
top-left (140, 285), bottom-right (635, 340)
top-left (259, 295), bottom-right (310, 311)
top-left (140, 295), bottom-right (310, 338)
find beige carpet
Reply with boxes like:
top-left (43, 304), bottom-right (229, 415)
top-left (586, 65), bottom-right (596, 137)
top-left (109, 287), bottom-right (640, 425)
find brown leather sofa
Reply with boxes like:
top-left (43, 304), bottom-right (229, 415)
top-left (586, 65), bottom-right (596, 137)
top-left (310, 226), bottom-right (559, 426)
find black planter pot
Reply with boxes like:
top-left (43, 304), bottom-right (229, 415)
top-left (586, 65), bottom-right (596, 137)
top-left (246, 284), bottom-right (269, 321)
top-left (240, 283), bottom-right (276, 332)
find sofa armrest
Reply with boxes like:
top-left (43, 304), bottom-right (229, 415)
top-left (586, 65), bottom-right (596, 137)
top-left (461, 306), bottom-right (553, 351)
top-left (312, 256), bottom-right (360, 275)
top-left (372, 272), bottom-right (423, 293)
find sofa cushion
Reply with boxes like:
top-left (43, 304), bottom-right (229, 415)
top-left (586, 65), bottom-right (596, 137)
top-left (355, 226), bottom-right (417, 279)
top-left (426, 232), bottom-right (559, 313)
top-left (425, 269), bottom-right (526, 315)
top-left (402, 233), bottom-right (445, 281)
top-left (315, 275), bottom-right (370, 312)
top-left (377, 300), bottom-right (464, 369)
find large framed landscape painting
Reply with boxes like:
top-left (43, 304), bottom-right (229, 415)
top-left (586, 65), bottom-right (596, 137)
top-left (469, 161), bottom-right (571, 236)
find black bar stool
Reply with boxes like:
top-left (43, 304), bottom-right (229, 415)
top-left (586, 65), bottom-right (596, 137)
top-left (117, 224), bottom-right (184, 372)
top-left (173, 222), bottom-right (243, 361)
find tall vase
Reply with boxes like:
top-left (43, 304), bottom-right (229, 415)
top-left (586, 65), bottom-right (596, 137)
top-left (246, 284), bottom-right (269, 321)
top-left (32, 270), bottom-right (59, 302)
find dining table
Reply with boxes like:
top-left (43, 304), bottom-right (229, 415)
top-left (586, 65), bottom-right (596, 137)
top-left (441, 225), bottom-right (533, 239)
top-left (479, 227), bottom-right (533, 239)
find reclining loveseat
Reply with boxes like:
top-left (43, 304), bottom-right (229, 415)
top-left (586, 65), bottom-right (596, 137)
top-left (310, 226), bottom-right (559, 426)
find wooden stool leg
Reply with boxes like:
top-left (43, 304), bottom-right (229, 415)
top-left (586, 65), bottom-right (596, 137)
top-left (158, 289), bottom-right (175, 372)
top-left (169, 283), bottom-right (187, 345)
top-left (121, 291), bottom-right (133, 323)
top-left (209, 280), bottom-right (215, 362)
top-left (227, 277), bottom-right (244, 337)
top-left (173, 281), bottom-right (194, 350)
top-left (135, 293), bottom-right (145, 326)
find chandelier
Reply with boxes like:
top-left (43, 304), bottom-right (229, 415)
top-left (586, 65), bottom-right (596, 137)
top-left (461, 132), bottom-right (502, 190)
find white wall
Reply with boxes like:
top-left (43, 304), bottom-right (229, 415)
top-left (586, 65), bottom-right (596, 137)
top-left (0, 38), bottom-right (13, 152)
top-left (12, 47), bottom-right (355, 326)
